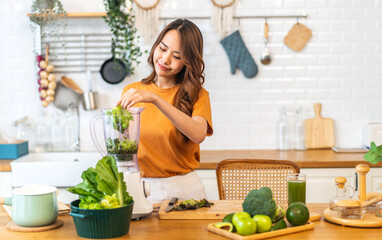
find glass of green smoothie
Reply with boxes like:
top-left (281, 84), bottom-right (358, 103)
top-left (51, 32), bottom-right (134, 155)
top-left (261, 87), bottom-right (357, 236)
top-left (287, 173), bottom-right (306, 206)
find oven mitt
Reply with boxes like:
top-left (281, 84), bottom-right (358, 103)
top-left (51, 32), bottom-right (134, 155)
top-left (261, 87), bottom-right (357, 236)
top-left (220, 30), bottom-right (258, 78)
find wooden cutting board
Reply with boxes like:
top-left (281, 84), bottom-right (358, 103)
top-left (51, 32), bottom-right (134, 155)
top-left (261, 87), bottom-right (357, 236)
top-left (208, 222), bottom-right (314, 240)
top-left (159, 200), bottom-right (242, 219)
top-left (283, 23), bottom-right (312, 52)
top-left (304, 103), bottom-right (335, 149)
top-left (158, 200), bottom-right (321, 221)
top-left (324, 208), bottom-right (382, 228)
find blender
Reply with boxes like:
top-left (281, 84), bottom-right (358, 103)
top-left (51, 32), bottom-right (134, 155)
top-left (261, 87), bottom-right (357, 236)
top-left (90, 107), bottom-right (153, 219)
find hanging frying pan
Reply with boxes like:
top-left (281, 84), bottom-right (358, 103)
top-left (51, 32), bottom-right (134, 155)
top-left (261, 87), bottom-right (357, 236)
top-left (100, 42), bottom-right (129, 84)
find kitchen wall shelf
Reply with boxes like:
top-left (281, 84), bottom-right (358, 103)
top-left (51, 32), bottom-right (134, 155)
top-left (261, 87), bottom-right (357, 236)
top-left (27, 12), bottom-right (107, 18)
top-left (28, 12), bottom-right (308, 20)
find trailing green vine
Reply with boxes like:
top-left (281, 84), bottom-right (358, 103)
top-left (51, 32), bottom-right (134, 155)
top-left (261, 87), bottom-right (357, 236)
top-left (103, 0), bottom-right (143, 75)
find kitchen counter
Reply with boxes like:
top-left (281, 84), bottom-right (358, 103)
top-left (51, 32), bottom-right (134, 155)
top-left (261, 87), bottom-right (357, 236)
top-left (0, 149), bottom-right (377, 172)
top-left (198, 149), bottom-right (376, 169)
top-left (1, 204), bottom-right (381, 239)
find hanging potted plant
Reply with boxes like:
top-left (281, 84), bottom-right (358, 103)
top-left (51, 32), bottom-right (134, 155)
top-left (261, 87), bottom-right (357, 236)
top-left (29, 0), bottom-right (66, 46)
top-left (29, 0), bottom-right (66, 107)
top-left (101, 0), bottom-right (143, 84)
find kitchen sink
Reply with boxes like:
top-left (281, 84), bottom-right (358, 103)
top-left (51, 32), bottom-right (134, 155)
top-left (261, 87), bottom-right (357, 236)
top-left (11, 152), bottom-right (101, 187)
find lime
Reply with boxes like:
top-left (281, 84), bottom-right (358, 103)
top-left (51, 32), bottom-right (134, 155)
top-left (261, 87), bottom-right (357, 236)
top-left (214, 222), bottom-right (234, 232)
top-left (271, 219), bottom-right (287, 231)
top-left (222, 213), bottom-right (235, 223)
top-left (223, 213), bottom-right (237, 232)
top-left (232, 212), bottom-right (251, 227)
top-left (235, 217), bottom-right (257, 236)
top-left (286, 202), bottom-right (310, 226)
top-left (253, 215), bottom-right (272, 233)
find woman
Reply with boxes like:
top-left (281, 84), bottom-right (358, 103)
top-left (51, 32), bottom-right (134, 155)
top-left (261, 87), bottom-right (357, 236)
top-left (116, 19), bottom-right (213, 203)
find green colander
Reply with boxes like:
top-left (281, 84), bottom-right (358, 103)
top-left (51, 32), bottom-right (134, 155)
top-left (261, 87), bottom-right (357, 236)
top-left (70, 199), bottom-right (134, 239)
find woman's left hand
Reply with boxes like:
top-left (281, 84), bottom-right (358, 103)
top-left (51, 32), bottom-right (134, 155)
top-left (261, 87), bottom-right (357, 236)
top-left (116, 88), bottom-right (158, 109)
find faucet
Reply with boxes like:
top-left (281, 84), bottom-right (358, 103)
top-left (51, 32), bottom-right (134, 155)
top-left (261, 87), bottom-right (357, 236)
top-left (67, 104), bottom-right (80, 152)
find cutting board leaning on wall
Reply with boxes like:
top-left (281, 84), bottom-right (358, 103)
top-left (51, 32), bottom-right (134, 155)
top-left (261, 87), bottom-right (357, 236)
top-left (304, 103), bottom-right (335, 149)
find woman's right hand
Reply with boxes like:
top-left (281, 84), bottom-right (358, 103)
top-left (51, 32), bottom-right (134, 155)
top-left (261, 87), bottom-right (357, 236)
top-left (116, 88), bottom-right (159, 109)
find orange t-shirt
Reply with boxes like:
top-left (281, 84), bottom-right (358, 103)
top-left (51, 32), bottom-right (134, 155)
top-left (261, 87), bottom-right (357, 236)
top-left (121, 81), bottom-right (213, 178)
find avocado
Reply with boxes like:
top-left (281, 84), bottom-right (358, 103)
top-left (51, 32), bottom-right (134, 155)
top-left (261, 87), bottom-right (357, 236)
top-left (214, 222), bottom-right (234, 232)
top-left (271, 219), bottom-right (287, 231)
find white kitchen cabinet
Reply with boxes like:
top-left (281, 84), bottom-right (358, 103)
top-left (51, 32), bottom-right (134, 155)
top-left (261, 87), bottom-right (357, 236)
top-left (368, 168), bottom-right (382, 193)
top-left (0, 172), bottom-right (12, 197)
top-left (195, 168), bottom-right (382, 203)
top-left (196, 170), bottom-right (219, 200)
top-left (301, 168), bottom-right (357, 204)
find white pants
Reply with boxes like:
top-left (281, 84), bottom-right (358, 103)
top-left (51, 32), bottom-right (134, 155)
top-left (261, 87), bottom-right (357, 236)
top-left (142, 171), bottom-right (207, 204)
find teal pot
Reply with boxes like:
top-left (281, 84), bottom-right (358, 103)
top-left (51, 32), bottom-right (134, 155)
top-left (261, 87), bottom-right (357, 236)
top-left (70, 199), bottom-right (134, 239)
top-left (0, 184), bottom-right (58, 227)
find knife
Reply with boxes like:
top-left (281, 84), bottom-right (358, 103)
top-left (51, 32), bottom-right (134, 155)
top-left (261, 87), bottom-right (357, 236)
top-left (164, 197), bottom-right (179, 212)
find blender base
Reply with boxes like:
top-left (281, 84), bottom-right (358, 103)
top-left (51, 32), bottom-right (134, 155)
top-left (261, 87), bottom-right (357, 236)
top-left (124, 172), bottom-right (153, 220)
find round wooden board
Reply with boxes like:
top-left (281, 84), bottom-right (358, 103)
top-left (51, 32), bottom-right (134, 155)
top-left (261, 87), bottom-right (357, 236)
top-left (6, 219), bottom-right (64, 232)
top-left (324, 208), bottom-right (382, 228)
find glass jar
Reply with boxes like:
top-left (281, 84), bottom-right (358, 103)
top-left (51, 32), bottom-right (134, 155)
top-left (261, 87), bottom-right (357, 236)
top-left (329, 176), bottom-right (354, 210)
top-left (277, 107), bottom-right (289, 150)
top-left (376, 201), bottom-right (382, 218)
top-left (294, 107), bottom-right (304, 150)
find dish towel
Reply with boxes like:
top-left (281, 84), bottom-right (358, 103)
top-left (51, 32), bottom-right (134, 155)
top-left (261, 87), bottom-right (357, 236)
top-left (220, 30), bottom-right (258, 78)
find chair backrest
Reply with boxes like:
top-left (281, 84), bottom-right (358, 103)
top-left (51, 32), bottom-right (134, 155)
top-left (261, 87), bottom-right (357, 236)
top-left (216, 159), bottom-right (300, 203)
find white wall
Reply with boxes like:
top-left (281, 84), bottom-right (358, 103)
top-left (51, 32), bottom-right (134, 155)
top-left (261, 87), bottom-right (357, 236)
top-left (0, 0), bottom-right (381, 151)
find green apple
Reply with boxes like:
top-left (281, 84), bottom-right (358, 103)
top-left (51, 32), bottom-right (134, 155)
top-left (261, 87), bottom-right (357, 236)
top-left (253, 215), bottom-right (272, 233)
top-left (232, 212), bottom-right (251, 227)
top-left (235, 217), bottom-right (257, 236)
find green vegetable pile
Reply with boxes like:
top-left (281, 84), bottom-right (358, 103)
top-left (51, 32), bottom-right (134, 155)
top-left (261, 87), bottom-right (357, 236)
top-left (67, 155), bottom-right (133, 209)
top-left (242, 187), bottom-right (285, 222)
top-left (364, 141), bottom-right (382, 164)
top-left (106, 105), bottom-right (133, 133)
top-left (106, 137), bottom-right (138, 156)
top-left (174, 199), bottom-right (214, 211)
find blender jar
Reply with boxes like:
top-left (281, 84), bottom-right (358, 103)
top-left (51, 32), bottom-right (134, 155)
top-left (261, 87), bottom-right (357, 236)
top-left (90, 107), bottom-right (144, 173)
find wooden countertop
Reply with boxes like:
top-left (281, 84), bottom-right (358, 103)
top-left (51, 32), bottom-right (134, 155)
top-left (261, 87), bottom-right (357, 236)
top-left (0, 160), bottom-right (12, 172)
top-left (1, 203), bottom-right (381, 239)
top-left (198, 149), bottom-right (378, 169)
top-left (0, 149), bottom-right (377, 172)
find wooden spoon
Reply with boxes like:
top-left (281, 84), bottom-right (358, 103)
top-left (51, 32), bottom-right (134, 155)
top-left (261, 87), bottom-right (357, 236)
top-left (61, 76), bottom-right (83, 94)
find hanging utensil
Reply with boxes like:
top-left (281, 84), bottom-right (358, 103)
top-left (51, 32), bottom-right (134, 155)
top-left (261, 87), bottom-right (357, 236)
top-left (82, 71), bottom-right (98, 111)
top-left (99, 41), bottom-right (128, 84)
top-left (261, 20), bottom-right (271, 65)
top-left (284, 18), bottom-right (312, 52)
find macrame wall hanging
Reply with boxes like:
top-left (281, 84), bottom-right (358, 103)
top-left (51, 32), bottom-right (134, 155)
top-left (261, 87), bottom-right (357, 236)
top-left (133, 0), bottom-right (160, 43)
top-left (211, 0), bottom-right (237, 39)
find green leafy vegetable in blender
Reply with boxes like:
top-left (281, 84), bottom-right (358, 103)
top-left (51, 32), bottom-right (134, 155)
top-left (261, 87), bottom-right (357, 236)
top-left (106, 105), bottom-right (133, 133)
top-left (364, 141), bottom-right (382, 164)
top-left (106, 138), bottom-right (138, 155)
top-left (67, 155), bottom-right (133, 209)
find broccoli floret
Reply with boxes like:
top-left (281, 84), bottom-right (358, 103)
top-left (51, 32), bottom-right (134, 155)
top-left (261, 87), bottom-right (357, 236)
top-left (274, 205), bottom-right (286, 222)
top-left (242, 187), bottom-right (277, 221)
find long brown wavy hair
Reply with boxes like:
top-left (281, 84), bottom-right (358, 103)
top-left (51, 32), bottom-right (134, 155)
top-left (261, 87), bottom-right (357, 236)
top-left (142, 19), bottom-right (205, 141)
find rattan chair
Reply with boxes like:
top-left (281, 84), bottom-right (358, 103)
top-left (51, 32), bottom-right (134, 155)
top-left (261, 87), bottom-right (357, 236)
top-left (216, 159), bottom-right (300, 204)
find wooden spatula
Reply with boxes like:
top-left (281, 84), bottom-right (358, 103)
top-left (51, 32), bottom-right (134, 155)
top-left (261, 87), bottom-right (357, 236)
top-left (304, 103), bottom-right (335, 149)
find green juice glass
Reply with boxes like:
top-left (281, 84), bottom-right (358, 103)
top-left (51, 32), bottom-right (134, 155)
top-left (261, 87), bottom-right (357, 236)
top-left (287, 173), bottom-right (306, 206)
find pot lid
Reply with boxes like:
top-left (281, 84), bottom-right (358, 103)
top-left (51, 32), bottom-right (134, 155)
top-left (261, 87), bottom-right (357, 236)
top-left (12, 184), bottom-right (57, 196)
